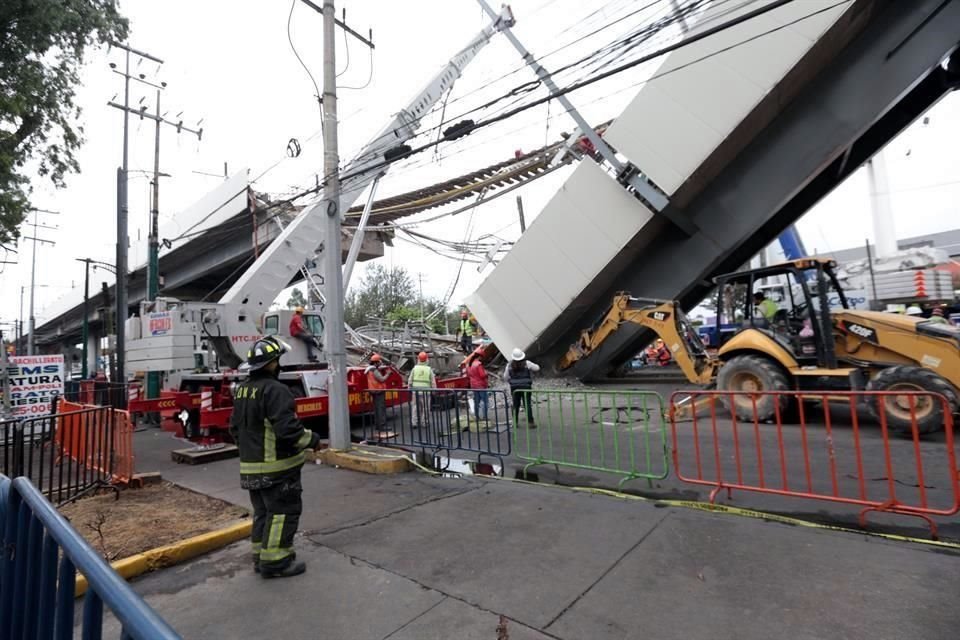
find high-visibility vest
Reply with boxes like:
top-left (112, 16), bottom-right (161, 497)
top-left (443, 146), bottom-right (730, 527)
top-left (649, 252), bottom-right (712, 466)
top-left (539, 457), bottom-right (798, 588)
top-left (757, 299), bottom-right (778, 320)
top-left (460, 319), bottom-right (474, 336)
top-left (366, 367), bottom-right (385, 390)
top-left (410, 364), bottom-right (433, 388)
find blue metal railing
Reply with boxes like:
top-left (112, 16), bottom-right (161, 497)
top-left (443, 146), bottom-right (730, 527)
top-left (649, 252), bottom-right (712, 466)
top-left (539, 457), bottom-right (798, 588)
top-left (0, 475), bottom-right (181, 640)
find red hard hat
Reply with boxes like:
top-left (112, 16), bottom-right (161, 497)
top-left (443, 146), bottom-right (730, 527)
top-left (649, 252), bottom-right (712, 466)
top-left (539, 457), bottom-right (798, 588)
top-left (370, 353), bottom-right (382, 363)
top-left (417, 352), bottom-right (428, 362)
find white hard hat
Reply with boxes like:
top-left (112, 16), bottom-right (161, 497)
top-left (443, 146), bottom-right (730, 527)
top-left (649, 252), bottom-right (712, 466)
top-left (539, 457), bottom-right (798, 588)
top-left (906, 305), bottom-right (923, 316)
top-left (511, 348), bottom-right (526, 361)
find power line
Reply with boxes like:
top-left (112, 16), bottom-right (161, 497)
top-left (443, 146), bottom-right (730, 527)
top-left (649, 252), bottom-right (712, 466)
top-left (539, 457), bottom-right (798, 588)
top-left (288, 0), bottom-right (323, 110)
top-left (337, 0), bottom-right (837, 190)
top-left (171, 0), bottom-right (825, 252)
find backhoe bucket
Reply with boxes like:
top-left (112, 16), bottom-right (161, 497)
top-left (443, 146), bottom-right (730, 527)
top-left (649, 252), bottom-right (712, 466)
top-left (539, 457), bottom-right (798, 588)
top-left (671, 393), bottom-right (717, 422)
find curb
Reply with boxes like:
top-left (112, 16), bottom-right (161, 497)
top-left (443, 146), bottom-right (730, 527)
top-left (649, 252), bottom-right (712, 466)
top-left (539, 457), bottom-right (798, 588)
top-left (75, 519), bottom-right (252, 597)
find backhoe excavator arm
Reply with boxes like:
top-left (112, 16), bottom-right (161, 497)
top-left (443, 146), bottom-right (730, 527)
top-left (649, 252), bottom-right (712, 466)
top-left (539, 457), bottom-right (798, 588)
top-left (559, 293), bottom-right (718, 384)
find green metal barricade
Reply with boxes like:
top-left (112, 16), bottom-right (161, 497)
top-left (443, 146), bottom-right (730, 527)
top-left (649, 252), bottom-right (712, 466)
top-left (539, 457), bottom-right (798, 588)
top-left (512, 389), bottom-right (668, 488)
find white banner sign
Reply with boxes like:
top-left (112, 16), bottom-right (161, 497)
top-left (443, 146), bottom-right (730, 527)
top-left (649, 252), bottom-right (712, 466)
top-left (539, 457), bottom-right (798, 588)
top-left (7, 355), bottom-right (65, 417)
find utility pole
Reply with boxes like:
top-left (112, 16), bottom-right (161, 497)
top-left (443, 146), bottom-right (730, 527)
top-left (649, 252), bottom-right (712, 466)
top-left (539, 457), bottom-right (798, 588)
top-left (321, 0), bottom-right (350, 449)
top-left (515, 195), bottom-right (526, 233)
top-left (149, 89), bottom-right (162, 302)
top-left (299, 0), bottom-right (373, 450)
top-left (148, 89), bottom-right (163, 401)
top-left (418, 273), bottom-right (425, 323)
top-left (108, 43), bottom-right (199, 389)
top-left (108, 41), bottom-right (164, 386)
top-left (25, 208), bottom-right (58, 355)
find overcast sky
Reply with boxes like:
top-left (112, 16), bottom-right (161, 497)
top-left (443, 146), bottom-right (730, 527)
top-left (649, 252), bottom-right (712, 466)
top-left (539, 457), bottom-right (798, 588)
top-left (4, 0), bottom-right (959, 330)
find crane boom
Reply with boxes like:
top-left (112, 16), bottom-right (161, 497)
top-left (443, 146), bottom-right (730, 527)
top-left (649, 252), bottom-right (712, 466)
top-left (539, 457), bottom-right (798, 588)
top-left (217, 6), bottom-right (516, 332)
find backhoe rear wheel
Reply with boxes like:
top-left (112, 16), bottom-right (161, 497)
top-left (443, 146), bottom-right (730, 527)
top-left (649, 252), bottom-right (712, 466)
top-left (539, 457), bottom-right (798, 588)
top-left (716, 355), bottom-right (791, 422)
top-left (865, 366), bottom-right (959, 436)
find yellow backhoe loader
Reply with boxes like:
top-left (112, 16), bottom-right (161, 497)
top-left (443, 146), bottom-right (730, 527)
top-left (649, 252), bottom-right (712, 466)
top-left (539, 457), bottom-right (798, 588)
top-left (560, 259), bottom-right (960, 434)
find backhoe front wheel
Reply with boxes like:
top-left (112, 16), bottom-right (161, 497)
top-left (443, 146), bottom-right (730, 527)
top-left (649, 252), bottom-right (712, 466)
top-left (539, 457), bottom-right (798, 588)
top-left (866, 366), bottom-right (959, 436)
top-left (716, 355), bottom-right (790, 422)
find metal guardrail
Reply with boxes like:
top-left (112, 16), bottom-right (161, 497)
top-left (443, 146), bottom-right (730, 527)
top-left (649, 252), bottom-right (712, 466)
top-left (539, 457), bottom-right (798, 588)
top-left (669, 390), bottom-right (960, 537)
top-left (0, 405), bottom-right (118, 505)
top-left (355, 387), bottom-right (512, 472)
top-left (0, 475), bottom-right (181, 639)
top-left (514, 389), bottom-right (668, 488)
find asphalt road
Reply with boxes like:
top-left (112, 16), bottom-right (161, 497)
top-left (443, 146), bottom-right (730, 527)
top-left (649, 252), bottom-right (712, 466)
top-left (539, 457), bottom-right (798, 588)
top-left (362, 381), bottom-right (960, 541)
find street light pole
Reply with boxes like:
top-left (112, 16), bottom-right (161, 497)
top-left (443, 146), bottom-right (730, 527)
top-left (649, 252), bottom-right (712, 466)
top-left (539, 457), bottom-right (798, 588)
top-left (76, 258), bottom-right (93, 378)
top-left (28, 209), bottom-right (38, 355)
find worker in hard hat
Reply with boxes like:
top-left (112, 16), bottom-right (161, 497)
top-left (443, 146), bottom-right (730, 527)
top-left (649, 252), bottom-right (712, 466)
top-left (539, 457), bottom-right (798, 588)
top-left (408, 351), bottom-right (437, 428)
top-left (289, 306), bottom-right (319, 362)
top-left (365, 354), bottom-right (391, 431)
top-left (906, 305), bottom-right (924, 317)
top-left (229, 336), bottom-right (320, 579)
top-left (929, 307), bottom-right (949, 324)
top-left (456, 310), bottom-right (475, 354)
top-left (504, 348), bottom-right (540, 428)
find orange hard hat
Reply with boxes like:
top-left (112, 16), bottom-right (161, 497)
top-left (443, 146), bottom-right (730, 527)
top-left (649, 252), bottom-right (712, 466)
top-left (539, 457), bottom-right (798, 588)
top-left (370, 353), bottom-right (382, 363)
top-left (417, 351), bottom-right (428, 362)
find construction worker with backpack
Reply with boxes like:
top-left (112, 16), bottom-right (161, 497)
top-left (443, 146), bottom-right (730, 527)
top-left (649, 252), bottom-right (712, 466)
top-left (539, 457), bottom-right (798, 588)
top-left (229, 336), bottom-right (320, 579)
top-left (408, 351), bottom-right (436, 428)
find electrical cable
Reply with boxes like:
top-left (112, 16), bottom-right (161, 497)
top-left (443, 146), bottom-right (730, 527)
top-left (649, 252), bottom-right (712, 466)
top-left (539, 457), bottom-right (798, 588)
top-left (288, 0), bottom-right (323, 110)
top-left (337, 23), bottom-right (350, 77)
top-left (335, 0), bottom-right (837, 191)
top-left (339, 38), bottom-right (374, 91)
top-left (171, 0), bottom-right (828, 251)
top-left (329, 0), bottom-right (724, 174)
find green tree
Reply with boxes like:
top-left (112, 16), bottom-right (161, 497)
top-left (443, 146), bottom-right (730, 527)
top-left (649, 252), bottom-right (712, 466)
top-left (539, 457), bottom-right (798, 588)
top-left (345, 263), bottom-right (417, 327)
top-left (0, 1), bottom-right (128, 245)
top-left (286, 287), bottom-right (306, 309)
top-left (345, 263), bottom-right (458, 333)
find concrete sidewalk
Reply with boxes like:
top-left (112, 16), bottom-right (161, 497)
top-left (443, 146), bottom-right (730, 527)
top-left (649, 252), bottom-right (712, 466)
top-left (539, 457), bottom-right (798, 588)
top-left (108, 430), bottom-right (960, 639)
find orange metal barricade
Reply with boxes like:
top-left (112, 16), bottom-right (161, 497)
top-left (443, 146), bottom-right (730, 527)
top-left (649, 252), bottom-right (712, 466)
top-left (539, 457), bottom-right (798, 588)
top-left (669, 390), bottom-right (960, 537)
top-left (56, 399), bottom-right (135, 484)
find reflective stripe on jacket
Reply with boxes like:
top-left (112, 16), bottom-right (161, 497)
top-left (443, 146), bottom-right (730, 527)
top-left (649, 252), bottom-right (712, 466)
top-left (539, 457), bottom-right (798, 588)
top-left (228, 374), bottom-right (319, 489)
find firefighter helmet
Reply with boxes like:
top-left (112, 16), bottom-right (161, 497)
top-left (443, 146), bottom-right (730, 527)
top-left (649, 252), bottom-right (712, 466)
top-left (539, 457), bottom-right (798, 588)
top-left (243, 336), bottom-right (289, 371)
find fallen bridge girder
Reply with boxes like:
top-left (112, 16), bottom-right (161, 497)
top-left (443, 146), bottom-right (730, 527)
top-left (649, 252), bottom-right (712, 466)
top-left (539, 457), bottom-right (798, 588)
top-left (562, 0), bottom-right (960, 379)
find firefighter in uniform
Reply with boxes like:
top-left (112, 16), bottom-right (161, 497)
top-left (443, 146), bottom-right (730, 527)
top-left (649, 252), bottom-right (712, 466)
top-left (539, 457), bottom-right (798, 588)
top-left (229, 336), bottom-right (320, 579)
